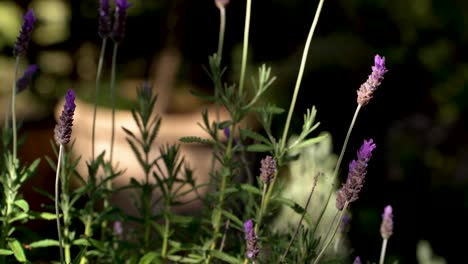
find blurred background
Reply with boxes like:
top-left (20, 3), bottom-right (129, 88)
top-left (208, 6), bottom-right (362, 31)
top-left (1, 0), bottom-right (467, 263)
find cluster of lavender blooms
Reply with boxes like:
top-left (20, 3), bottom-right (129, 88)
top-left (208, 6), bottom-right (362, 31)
top-left (13, 9), bottom-right (36, 57)
top-left (357, 55), bottom-right (388, 106)
top-left (336, 139), bottom-right (376, 211)
top-left (98, 0), bottom-right (132, 42)
top-left (54, 89), bottom-right (76, 145)
top-left (260, 155), bottom-right (276, 184)
top-left (243, 219), bottom-right (260, 260)
top-left (16, 65), bottom-right (37, 94)
top-left (381, 205), bottom-right (394, 240)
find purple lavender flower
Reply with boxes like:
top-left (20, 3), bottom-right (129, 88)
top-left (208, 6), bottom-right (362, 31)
top-left (14, 9), bottom-right (37, 57)
top-left (353, 256), bottom-right (362, 264)
top-left (113, 221), bottom-right (123, 236)
top-left (380, 205), bottom-right (393, 240)
top-left (111, 0), bottom-right (132, 43)
top-left (357, 54), bottom-right (388, 106)
top-left (340, 214), bottom-right (351, 235)
top-left (223, 127), bottom-right (239, 146)
top-left (260, 155), bottom-right (276, 184)
top-left (16, 64), bottom-right (37, 94)
top-left (54, 89), bottom-right (76, 145)
top-left (98, 0), bottom-right (112, 38)
top-left (243, 219), bottom-right (259, 260)
top-left (336, 139), bottom-right (376, 210)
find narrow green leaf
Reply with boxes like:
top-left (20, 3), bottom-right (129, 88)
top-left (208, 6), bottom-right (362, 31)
top-left (14, 200), bottom-right (29, 212)
top-left (0, 249), bottom-right (13, 255)
top-left (216, 121), bottom-right (231, 129)
top-left (246, 144), bottom-right (273, 152)
top-left (138, 252), bottom-right (160, 264)
top-left (179, 136), bottom-right (215, 145)
top-left (253, 105), bottom-right (285, 114)
top-left (25, 158), bottom-right (41, 175)
top-left (40, 212), bottom-right (57, 220)
top-left (220, 210), bottom-right (243, 229)
top-left (28, 239), bottom-right (59, 248)
top-left (240, 184), bottom-right (262, 196)
top-left (29, 212), bottom-right (57, 220)
top-left (210, 250), bottom-right (241, 264)
top-left (167, 255), bottom-right (203, 263)
top-left (8, 240), bottom-right (26, 262)
top-left (72, 238), bottom-right (90, 246)
top-left (240, 129), bottom-right (270, 144)
top-left (9, 212), bottom-right (29, 223)
top-left (288, 134), bottom-right (327, 152)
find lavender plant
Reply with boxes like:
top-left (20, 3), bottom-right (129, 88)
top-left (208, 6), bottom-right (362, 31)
top-left (53, 89), bottom-right (76, 263)
top-left (0, 8), bottom-right (42, 263)
top-left (0, 1), bottom-right (399, 263)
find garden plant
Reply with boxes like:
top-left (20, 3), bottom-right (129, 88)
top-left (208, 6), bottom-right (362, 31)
top-left (0, 0), bottom-right (397, 263)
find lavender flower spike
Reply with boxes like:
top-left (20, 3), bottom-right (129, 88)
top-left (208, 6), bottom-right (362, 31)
top-left (111, 0), bottom-right (132, 43)
top-left (380, 205), bottom-right (393, 240)
top-left (353, 256), bottom-right (362, 264)
top-left (336, 139), bottom-right (376, 210)
top-left (16, 64), bottom-right (37, 94)
top-left (14, 9), bottom-right (37, 57)
top-left (243, 219), bottom-right (259, 260)
top-left (260, 155), bottom-right (276, 184)
top-left (113, 221), bottom-right (123, 236)
top-left (357, 54), bottom-right (388, 106)
top-left (54, 89), bottom-right (76, 145)
top-left (99, 0), bottom-right (112, 38)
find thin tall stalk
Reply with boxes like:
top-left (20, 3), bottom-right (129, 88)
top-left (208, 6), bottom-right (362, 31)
top-left (313, 201), bottom-right (349, 264)
top-left (379, 239), bottom-right (389, 264)
top-left (238, 0), bottom-right (252, 96)
top-left (109, 43), bottom-right (119, 164)
top-left (55, 145), bottom-right (65, 264)
top-left (313, 104), bottom-right (361, 235)
top-left (91, 38), bottom-right (108, 160)
top-left (11, 56), bottom-right (20, 160)
top-left (280, 0), bottom-right (325, 151)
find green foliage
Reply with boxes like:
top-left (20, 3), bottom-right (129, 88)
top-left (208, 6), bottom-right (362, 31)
top-left (0, 1), bottom-right (396, 263)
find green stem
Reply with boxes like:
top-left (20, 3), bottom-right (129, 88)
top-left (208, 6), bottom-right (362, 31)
top-left (379, 239), bottom-right (388, 264)
top-left (55, 145), bottom-right (65, 264)
top-left (207, 122), bottom-right (236, 263)
top-left (313, 104), bottom-right (361, 236)
top-left (331, 104), bottom-right (361, 183)
top-left (79, 215), bottom-right (93, 264)
top-left (280, 0), bottom-right (325, 150)
top-left (109, 43), bottom-right (119, 164)
top-left (255, 183), bottom-right (268, 233)
top-left (143, 142), bottom-right (151, 250)
top-left (11, 56), bottom-right (20, 160)
top-left (101, 43), bottom-right (119, 241)
top-left (64, 243), bottom-right (71, 264)
top-left (210, 3), bottom-right (227, 181)
top-left (281, 173), bottom-right (319, 261)
top-left (238, 0), bottom-right (252, 96)
top-left (143, 185), bottom-right (151, 250)
top-left (161, 211), bottom-right (170, 258)
top-left (313, 201), bottom-right (349, 264)
top-left (91, 37), bottom-right (108, 161)
top-left (217, 7), bottom-right (226, 59)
